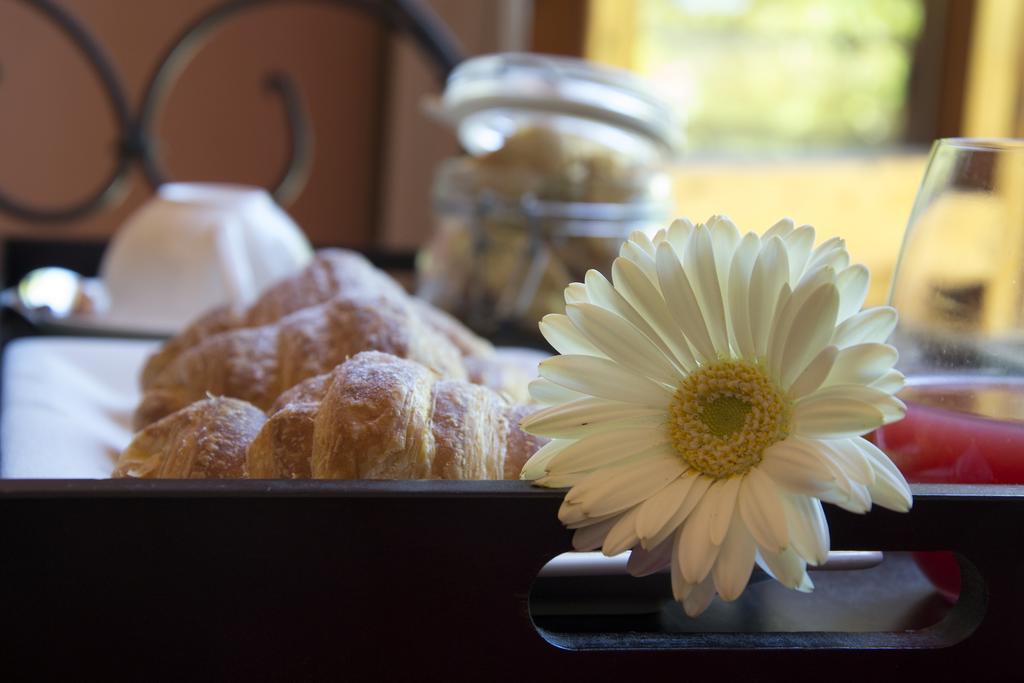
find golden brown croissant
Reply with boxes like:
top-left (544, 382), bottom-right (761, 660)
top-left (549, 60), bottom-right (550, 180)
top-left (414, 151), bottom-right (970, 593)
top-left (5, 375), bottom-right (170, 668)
top-left (140, 249), bottom-right (492, 389)
top-left (252, 351), bottom-right (544, 479)
top-left (245, 372), bottom-right (329, 478)
top-left (135, 293), bottom-right (467, 430)
top-left (116, 352), bottom-right (547, 480)
top-left (138, 305), bottom-right (245, 389)
top-left (113, 397), bottom-right (265, 479)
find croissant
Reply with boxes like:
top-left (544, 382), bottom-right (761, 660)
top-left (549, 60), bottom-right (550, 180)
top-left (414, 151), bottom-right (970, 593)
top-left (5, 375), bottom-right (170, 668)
top-left (141, 249), bottom-right (493, 389)
top-left (135, 293), bottom-right (467, 430)
top-left (116, 352), bottom-right (547, 480)
top-left (113, 396), bottom-right (265, 478)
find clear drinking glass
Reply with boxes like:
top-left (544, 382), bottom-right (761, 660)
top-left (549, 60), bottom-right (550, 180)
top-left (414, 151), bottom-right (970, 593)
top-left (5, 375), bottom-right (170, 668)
top-left (874, 138), bottom-right (1024, 601)
top-left (877, 138), bottom-right (1024, 485)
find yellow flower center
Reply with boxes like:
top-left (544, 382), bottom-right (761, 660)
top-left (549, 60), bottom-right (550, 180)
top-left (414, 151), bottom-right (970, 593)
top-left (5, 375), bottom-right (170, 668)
top-left (668, 360), bottom-right (791, 479)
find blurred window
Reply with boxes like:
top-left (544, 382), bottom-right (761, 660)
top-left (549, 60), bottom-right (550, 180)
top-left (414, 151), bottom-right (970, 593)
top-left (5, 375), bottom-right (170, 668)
top-left (593, 0), bottom-right (925, 154)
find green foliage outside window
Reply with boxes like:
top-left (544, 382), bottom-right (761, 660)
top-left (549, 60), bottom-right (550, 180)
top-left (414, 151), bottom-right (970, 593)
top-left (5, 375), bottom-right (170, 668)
top-left (635, 0), bottom-right (925, 153)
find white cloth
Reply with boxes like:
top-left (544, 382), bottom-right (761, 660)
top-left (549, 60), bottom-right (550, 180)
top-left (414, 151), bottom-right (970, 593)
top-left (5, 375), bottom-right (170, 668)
top-left (1, 337), bottom-right (158, 478)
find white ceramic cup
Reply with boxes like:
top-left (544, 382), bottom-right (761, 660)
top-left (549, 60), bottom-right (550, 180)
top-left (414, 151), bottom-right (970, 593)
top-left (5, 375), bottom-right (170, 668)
top-left (99, 182), bottom-right (313, 333)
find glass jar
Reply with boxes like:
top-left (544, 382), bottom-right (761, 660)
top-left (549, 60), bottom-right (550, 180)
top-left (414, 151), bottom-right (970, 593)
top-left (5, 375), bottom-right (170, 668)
top-left (417, 53), bottom-right (680, 343)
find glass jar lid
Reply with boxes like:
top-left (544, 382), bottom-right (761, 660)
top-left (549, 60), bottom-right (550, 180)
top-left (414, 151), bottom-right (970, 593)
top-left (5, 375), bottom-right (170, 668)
top-left (435, 53), bottom-right (683, 161)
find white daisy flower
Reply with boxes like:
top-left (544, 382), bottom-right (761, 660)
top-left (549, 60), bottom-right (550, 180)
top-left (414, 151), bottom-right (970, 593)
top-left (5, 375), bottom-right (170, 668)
top-left (520, 215), bottom-right (912, 617)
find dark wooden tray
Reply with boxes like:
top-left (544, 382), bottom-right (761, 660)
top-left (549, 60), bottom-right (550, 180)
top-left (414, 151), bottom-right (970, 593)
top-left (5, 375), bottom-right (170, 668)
top-left (0, 479), bottom-right (1020, 680)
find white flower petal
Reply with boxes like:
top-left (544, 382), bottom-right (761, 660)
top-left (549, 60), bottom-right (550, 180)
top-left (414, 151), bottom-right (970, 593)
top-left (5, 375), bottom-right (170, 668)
top-left (708, 215), bottom-right (741, 293)
top-left (628, 230), bottom-right (657, 257)
top-left (763, 217), bottom-right (795, 240)
top-left (783, 494), bottom-right (830, 566)
top-left (678, 483), bottom-right (724, 583)
top-left (749, 237), bottom-right (790, 358)
top-left (783, 225), bottom-right (816, 285)
top-left (521, 397), bottom-right (666, 439)
top-left (770, 252), bottom-right (827, 305)
top-left (572, 515), bottom-right (620, 551)
top-left (682, 573), bottom-right (718, 617)
top-left (768, 285), bottom-right (792, 368)
top-left (528, 377), bottom-right (586, 405)
top-left (823, 343), bottom-right (899, 388)
top-left (846, 479), bottom-right (873, 513)
top-left (567, 302), bottom-right (683, 385)
top-left (559, 501), bottom-right (618, 528)
top-left (757, 546), bottom-right (809, 591)
top-left (613, 253), bottom-right (699, 371)
top-left (814, 449), bottom-right (856, 497)
top-left (791, 261), bottom-right (837, 303)
top-left (807, 236), bottom-right (849, 273)
top-left (713, 511), bottom-right (757, 601)
top-left (565, 454), bottom-right (683, 518)
top-left (584, 268), bottom-right (685, 368)
top-left (866, 465), bottom-right (914, 513)
top-left (787, 345), bottom-right (838, 398)
top-left (709, 475), bottom-right (742, 545)
top-left (646, 473), bottom-right (714, 549)
top-left (759, 440), bottom-right (836, 496)
top-left (792, 394), bottom-right (887, 438)
top-left (670, 530), bottom-right (689, 599)
top-left (684, 227), bottom-right (730, 356)
top-left (666, 217), bottom-right (695, 256)
top-left (565, 282), bottom-right (589, 304)
top-left (707, 214), bottom-right (739, 235)
top-left (627, 536), bottom-right (673, 576)
top-left (539, 314), bottom-right (606, 357)
top-left (800, 384), bottom-right (906, 425)
top-left (536, 472), bottom-right (590, 488)
top-left (818, 472), bottom-right (872, 513)
top-left (832, 306), bottom-right (898, 347)
top-left (878, 397), bottom-right (907, 423)
top-left (804, 237), bottom-right (840, 267)
top-left (738, 468), bottom-right (789, 553)
top-left (539, 355), bottom-right (674, 408)
top-left (820, 439), bottom-right (875, 487)
top-left (635, 474), bottom-right (695, 547)
top-left (727, 233), bottom-right (761, 360)
top-left (768, 261), bottom-right (834, 343)
top-left (851, 436), bottom-right (908, 485)
top-left (811, 383), bottom-right (903, 406)
top-left (520, 438), bottom-right (571, 481)
top-left (851, 438), bottom-right (913, 512)
top-left (545, 434), bottom-right (670, 476)
top-left (775, 283), bottom-right (840, 388)
top-left (583, 268), bottom-right (631, 311)
top-left (619, 240), bottom-right (660, 285)
top-left (656, 244), bottom-right (718, 363)
top-left (871, 369), bottom-right (906, 394)
top-left (836, 264), bottom-right (870, 322)
top-left (602, 505), bottom-right (643, 555)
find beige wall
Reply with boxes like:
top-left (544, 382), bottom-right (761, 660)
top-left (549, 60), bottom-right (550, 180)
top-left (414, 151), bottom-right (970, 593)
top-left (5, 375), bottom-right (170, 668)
top-left (378, 0), bottom-right (530, 250)
top-left (0, 0), bottom-right (525, 249)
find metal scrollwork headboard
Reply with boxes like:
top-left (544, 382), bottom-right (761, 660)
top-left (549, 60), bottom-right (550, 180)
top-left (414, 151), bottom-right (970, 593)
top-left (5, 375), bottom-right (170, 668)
top-left (0, 0), bottom-right (463, 223)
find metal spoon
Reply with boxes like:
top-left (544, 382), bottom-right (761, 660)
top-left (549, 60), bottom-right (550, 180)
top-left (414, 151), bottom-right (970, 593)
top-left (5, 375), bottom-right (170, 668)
top-left (1, 267), bottom-right (107, 320)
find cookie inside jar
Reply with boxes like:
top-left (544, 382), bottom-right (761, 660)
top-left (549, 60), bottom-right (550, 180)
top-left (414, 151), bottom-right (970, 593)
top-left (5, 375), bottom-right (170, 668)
top-left (417, 53), bottom-right (680, 344)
